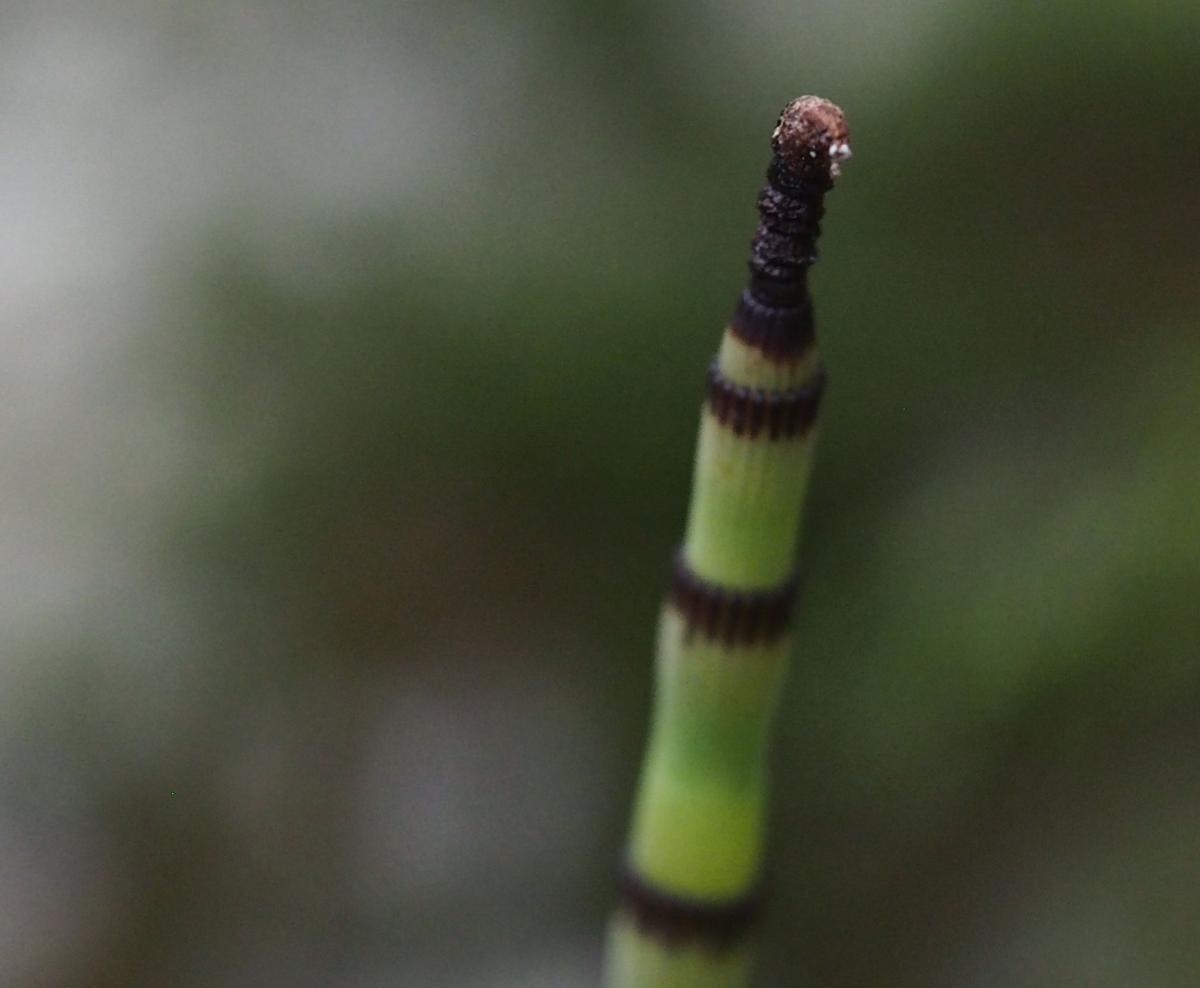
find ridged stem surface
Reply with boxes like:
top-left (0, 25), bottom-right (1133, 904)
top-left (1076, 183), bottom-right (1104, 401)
top-left (605, 96), bottom-right (850, 988)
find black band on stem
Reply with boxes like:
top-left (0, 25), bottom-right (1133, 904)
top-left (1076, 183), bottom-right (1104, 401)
top-left (669, 551), bottom-right (798, 646)
top-left (618, 861), bottom-right (766, 951)
top-left (705, 360), bottom-right (826, 440)
top-left (729, 289), bottom-right (815, 359)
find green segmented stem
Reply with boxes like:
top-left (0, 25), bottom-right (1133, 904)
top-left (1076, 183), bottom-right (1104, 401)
top-left (605, 96), bottom-right (851, 988)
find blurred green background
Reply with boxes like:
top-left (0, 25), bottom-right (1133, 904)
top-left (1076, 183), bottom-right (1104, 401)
top-left (3, 1), bottom-right (1198, 985)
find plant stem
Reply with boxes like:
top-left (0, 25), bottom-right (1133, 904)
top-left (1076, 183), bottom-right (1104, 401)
top-left (604, 96), bottom-right (851, 988)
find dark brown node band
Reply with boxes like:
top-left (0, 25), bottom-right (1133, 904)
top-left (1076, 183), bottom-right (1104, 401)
top-left (669, 552), bottom-right (797, 647)
top-left (729, 289), bottom-right (814, 360)
top-left (619, 862), bottom-right (765, 951)
top-left (705, 361), bottom-right (826, 440)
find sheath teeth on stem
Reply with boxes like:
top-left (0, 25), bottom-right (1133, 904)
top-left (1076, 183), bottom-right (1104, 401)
top-left (604, 96), bottom-right (850, 988)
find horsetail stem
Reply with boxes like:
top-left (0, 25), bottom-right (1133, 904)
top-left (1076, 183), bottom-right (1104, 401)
top-left (604, 96), bottom-right (850, 988)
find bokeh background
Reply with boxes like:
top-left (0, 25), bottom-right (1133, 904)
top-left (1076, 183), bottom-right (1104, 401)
top-left (3, 1), bottom-right (1198, 985)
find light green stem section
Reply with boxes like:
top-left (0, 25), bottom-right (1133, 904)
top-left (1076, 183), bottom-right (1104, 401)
top-left (629, 609), bottom-right (789, 895)
top-left (684, 411), bottom-right (816, 588)
top-left (604, 330), bottom-right (823, 988)
top-left (717, 333), bottom-right (818, 391)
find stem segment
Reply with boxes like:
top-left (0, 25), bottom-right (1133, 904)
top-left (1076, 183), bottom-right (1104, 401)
top-left (605, 96), bottom-right (850, 988)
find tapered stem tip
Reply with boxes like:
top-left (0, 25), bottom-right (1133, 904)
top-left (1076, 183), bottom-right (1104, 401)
top-left (771, 96), bottom-right (851, 178)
